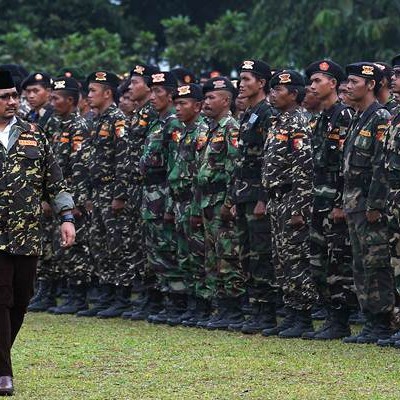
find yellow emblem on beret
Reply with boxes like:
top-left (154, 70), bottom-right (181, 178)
top-left (319, 62), bottom-right (330, 71)
top-left (95, 72), bottom-right (107, 81)
top-left (178, 85), bottom-right (191, 96)
top-left (35, 73), bottom-right (43, 81)
top-left (133, 65), bottom-right (145, 75)
top-left (361, 65), bottom-right (374, 76)
top-left (213, 80), bottom-right (226, 89)
top-left (152, 73), bottom-right (165, 83)
top-left (54, 80), bottom-right (66, 90)
top-left (279, 73), bottom-right (292, 84)
top-left (242, 60), bottom-right (254, 70)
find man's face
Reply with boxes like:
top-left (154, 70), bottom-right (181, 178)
top-left (269, 85), bottom-right (294, 110)
top-left (150, 86), bottom-right (171, 112)
top-left (203, 91), bottom-right (229, 119)
top-left (346, 75), bottom-right (371, 102)
top-left (239, 71), bottom-right (264, 98)
top-left (0, 88), bottom-right (19, 120)
top-left (174, 98), bottom-right (201, 123)
top-left (302, 86), bottom-right (321, 112)
top-left (24, 84), bottom-right (50, 110)
top-left (129, 76), bottom-right (150, 102)
top-left (50, 91), bottom-right (71, 117)
top-left (310, 73), bottom-right (335, 100)
top-left (391, 68), bottom-right (400, 95)
top-left (235, 95), bottom-right (249, 113)
top-left (87, 83), bottom-right (107, 109)
top-left (119, 92), bottom-right (136, 115)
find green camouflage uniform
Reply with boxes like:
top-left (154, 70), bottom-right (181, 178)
top-left (262, 107), bottom-right (317, 311)
top-left (343, 101), bottom-right (395, 315)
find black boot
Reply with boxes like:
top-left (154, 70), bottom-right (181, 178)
top-left (262, 307), bottom-right (296, 337)
top-left (240, 302), bottom-right (277, 334)
top-left (377, 329), bottom-right (400, 347)
top-left (130, 288), bottom-right (163, 321)
top-left (279, 309), bottom-right (314, 338)
top-left (349, 309), bottom-right (366, 325)
top-left (97, 286), bottom-right (132, 318)
top-left (313, 307), bottom-right (351, 340)
top-left (343, 313), bottom-right (374, 344)
top-left (76, 284), bottom-right (115, 317)
top-left (52, 284), bottom-right (88, 315)
top-left (182, 297), bottom-right (212, 327)
top-left (206, 298), bottom-right (244, 331)
top-left (121, 291), bottom-right (148, 319)
top-left (167, 294), bottom-right (189, 326)
top-left (311, 304), bottom-right (328, 320)
top-left (356, 312), bottom-right (395, 344)
top-left (27, 279), bottom-right (57, 312)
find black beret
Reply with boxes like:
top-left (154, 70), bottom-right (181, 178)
top-left (391, 54), bottom-right (400, 69)
top-left (346, 62), bottom-right (383, 82)
top-left (21, 72), bottom-right (52, 90)
top-left (171, 67), bottom-right (196, 84)
top-left (86, 71), bottom-right (120, 89)
top-left (149, 71), bottom-right (177, 88)
top-left (52, 76), bottom-right (80, 92)
top-left (202, 77), bottom-right (235, 95)
top-left (0, 70), bottom-right (15, 90)
top-left (239, 59), bottom-right (271, 80)
top-left (130, 64), bottom-right (160, 79)
top-left (270, 70), bottom-right (305, 88)
top-left (374, 62), bottom-right (393, 80)
top-left (173, 83), bottom-right (203, 101)
top-left (305, 60), bottom-right (346, 83)
top-left (57, 67), bottom-right (85, 80)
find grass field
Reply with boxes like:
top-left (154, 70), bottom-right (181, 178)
top-left (10, 313), bottom-right (400, 399)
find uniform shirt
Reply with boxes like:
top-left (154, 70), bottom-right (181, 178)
top-left (385, 98), bottom-right (399, 116)
top-left (311, 101), bottom-right (354, 212)
top-left (343, 102), bottom-right (390, 213)
top-left (0, 117), bottom-right (74, 255)
top-left (384, 111), bottom-right (400, 187)
top-left (262, 107), bottom-right (313, 217)
top-left (194, 112), bottom-right (239, 210)
top-left (229, 99), bottom-right (274, 205)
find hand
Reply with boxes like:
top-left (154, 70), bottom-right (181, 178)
top-left (290, 214), bottom-right (305, 228)
top-left (253, 200), bottom-right (266, 218)
top-left (71, 207), bottom-right (83, 218)
top-left (164, 212), bottom-right (175, 224)
top-left (60, 222), bottom-right (76, 248)
top-left (111, 199), bottom-right (126, 214)
top-left (366, 210), bottom-right (382, 224)
top-left (190, 216), bottom-right (203, 230)
top-left (85, 200), bottom-right (93, 213)
top-left (330, 207), bottom-right (345, 224)
top-left (230, 205), bottom-right (237, 218)
top-left (41, 201), bottom-right (52, 217)
top-left (220, 204), bottom-right (233, 222)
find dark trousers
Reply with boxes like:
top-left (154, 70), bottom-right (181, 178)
top-left (0, 251), bottom-right (37, 376)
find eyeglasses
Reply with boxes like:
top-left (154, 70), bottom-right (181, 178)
top-left (0, 92), bottom-right (19, 101)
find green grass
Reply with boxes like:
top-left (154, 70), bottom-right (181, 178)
top-left (11, 314), bottom-right (400, 399)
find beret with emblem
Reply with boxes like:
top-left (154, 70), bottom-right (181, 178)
top-left (202, 77), bottom-right (235, 95)
top-left (270, 70), bottom-right (305, 88)
top-left (374, 62), bottom-right (393, 80)
top-left (149, 71), bottom-right (178, 88)
top-left (130, 64), bottom-right (160, 79)
top-left (21, 72), bottom-right (52, 90)
top-left (171, 67), bottom-right (196, 84)
top-left (239, 59), bottom-right (271, 80)
top-left (0, 70), bottom-right (15, 90)
top-left (391, 54), bottom-right (400, 69)
top-left (57, 67), bottom-right (85, 80)
top-left (52, 76), bottom-right (80, 92)
top-left (345, 62), bottom-right (383, 82)
top-left (305, 59), bottom-right (346, 83)
top-left (86, 71), bottom-right (120, 89)
top-left (173, 83), bottom-right (203, 101)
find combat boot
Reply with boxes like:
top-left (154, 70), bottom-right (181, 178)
top-left (313, 307), bottom-right (351, 340)
top-left (27, 279), bottom-right (57, 312)
top-left (342, 314), bottom-right (374, 344)
top-left (311, 304), bottom-right (328, 321)
top-left (207, 297), bottom-right (244, 331)
top-left (130, 288), bottom-right (163, 321)
top-left (121, 292), bottom-right (148, 319)
top-left (166, 293), bottom-right (189, 326)
top-left (279, 309), bottom-right (314, 338)
top-left (302, 308), bottom-right (332, 340)
top-left (377, 330), bottom-right (400, 347)
top-left (76, 284), bottom-right (114, 317)
top-left (182, 297), bottom-right (212, 327)
top-left (357, 313), bottom-right (395, 344)
top-left (349, 309), bottom-right (366, 325)
top-left (97, 286), bottom-right (132, 318)
top-left (53, 284), bottom-right (88, 314)
top-left (262, 307), bottom-right (296, 337)
top-left (240, 302), bottom-right (277, 334)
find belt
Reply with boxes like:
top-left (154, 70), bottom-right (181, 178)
top-left (143, 171), bottom-right (167, 185)
top-left (268, 184), bottom-right (292, 199)
top-left (199, 181), bottom-right (226, 195)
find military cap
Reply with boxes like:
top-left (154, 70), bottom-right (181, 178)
top-left (57, 67), bottom-right (85, 80)
top-left (0, 70), bottom-right (15, 90)
top-left (130, 64), bottom-right (160, 79)
top-left (391, 54), bottom-right (400, 69)
top-left (374, 62), bottom-right (393, 80)
top-left (202, 77), bottom-right (236, 95)
top-left (345, 62), bottom-right (383, 82)
top-left (0, 64), bottom-right (28, 92)
top-left (270, 70), bottom-right (305, 88)
top-left (239, 59), bottom-right (271, 80)
top-left (21, 72), bottom-right (52, 90)
top-left (171, 67), bottom-right (196, 84)
top-left (173, 83), bottom-right (203, 101)
top-left (52, 76), bottom-right (80, 92)
top-left (86, 71), bottom-right (120, 89)
top-left (305, 60), bottom-right (346, 83)
top-left (149, 71), bottom-right (177, 88)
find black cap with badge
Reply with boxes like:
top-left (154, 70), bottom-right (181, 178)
top-left (202, 77), bottom-right (236, 95)
top-left (21, 72), bottom-right (52, 90)
top-left (52, 77), bottom-right (80, 92)
top-left (173, 83), bottom-right (203, 101)
top-left (86, 71), bottom-right (120, 89)
top-left (270, 70), bottom-right (305, 88)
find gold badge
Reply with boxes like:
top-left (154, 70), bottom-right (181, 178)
top-left (213, 80), bottom-right (226, 89)
top-left (152, 73), bottom-right (165, 83)
top-left (34, 73), bottom-right (43, 81)
top-left (361, 65), bottom-right (374, 76)
top-left (177, 85), bottom-right (191, 96)
top-left (133, 65), bottom-right (145, 75)
top-left (278, 73), bottom-right (291, 84)
top-left (319, 62), bottom-right (330, 71)
top-left (95, 72), bottom-right (107, 81)
top-left (54, 80), bottom-right (66, 90)
top-left (242, 60), bottom-right (254, 70)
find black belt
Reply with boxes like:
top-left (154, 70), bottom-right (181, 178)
top-left (143, 171), bottom-right (167, 185)
top-left (268, 184), bottom-right (292, 199)
top-left (199, 181), bottom-right (226, 195)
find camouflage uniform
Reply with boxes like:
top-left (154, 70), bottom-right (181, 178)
top-left (194, 112), bottom-right (245, 300)
top-left (140, 108), bottom-right (182, 292)
top-left (310, 102), bottom-right (356, 310)
top-left (262, 107), bottom-right (317, 311)
top-left (343, 101), bottom-right (395, 316)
